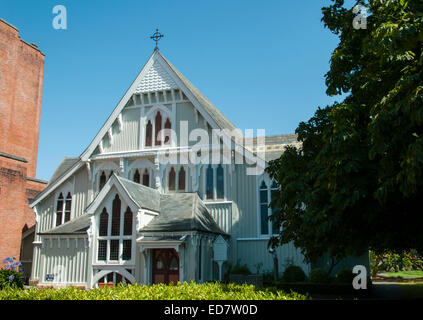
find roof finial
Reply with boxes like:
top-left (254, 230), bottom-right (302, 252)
top-left (150, 28), bottom-right (164, 51)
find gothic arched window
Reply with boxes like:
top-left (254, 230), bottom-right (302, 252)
top-left (56, 193), bottom-right (64, 227)
top-left (142, 169), bottom-right (150, 187)
top-left (168, 167), bottom-right (176, 191)
top-left (99, 208), bottom-right (109, 236)
top-left (155, 111), bottom-right (162, 146)
top-left (64, 192), bottom-right (72, 222)
top-left (259, 180), bottom-right (279, 236)
top-left (123, 207), bottom-right (133, 236)
top-left (145, 120), bottom-right (153, 147)
top-left (216, 165), bottom-right (224, 199)
top-left (111, 195), bottom-right (121, 236)
top-left (259, 181), bottom-right (269, 235)
top-left (206, 165), bottom-right (214, 200)
top-left (133, 169), bottom-right (141, 184)
top-left (178, 167), bottom-right (186, 191)
top-left (164, 118), bottom-right (171, 144)
top-left (99, 171), bottom-right (107, 191)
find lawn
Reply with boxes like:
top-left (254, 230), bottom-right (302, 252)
top-left (384, 270), bottom-right (423, 279)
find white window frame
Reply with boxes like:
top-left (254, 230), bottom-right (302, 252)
top-left (166, 165), bottom-right (188, 193)
top-left (202, 164), bottom-right (226, 202)
top-left (257, 176), bottom-right (280, 238)
top-left (95, 193), bottom-right (136, 266)
top-left (143, 105), bottom-right (173, 149)
top-left (53, 182), bottom-right (73, 228)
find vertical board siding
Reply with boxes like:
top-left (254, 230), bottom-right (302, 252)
top-left (39, 238), bottom-right (88, 284)
top-left (73, 167), bottom-right (88, 219)
top-left (104, 109), bottom-right (140, 153)
top-left (206, 202), bottom-right (232, 234)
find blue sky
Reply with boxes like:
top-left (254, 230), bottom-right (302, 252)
top-left (0, 0), bottom-right (351, 181)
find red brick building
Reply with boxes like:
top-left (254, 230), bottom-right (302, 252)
top-left (0, 18), bottom-right (46, 276)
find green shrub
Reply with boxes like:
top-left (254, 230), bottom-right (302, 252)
top-left (0, 257), bottom-right (24, 289)
top-left (336, 269), bottom-right (354, 284)
top-left (282, 265), bottom-right (306, 283)
top-left (308, 268), bottom-right (331, 283)
top-left (231, 264), bottom-right (252, 275)
top-left (0, 281), bottom-right (308, 300)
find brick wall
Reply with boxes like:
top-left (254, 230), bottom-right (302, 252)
top-left (0, 19), bottom-right (44, 178)
top-left (0, 19), bottom-right (46, 264)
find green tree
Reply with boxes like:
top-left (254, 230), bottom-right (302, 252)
top-left (267, 0), bottom-right (423, 268)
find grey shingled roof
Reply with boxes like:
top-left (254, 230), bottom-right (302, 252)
top-left (161, 54), bottom-right (238, 133)
top-left (41, 179), bottom-right (226, 236)
top-left (116, 175), bottom-right (161, 212)
top-left (38, 213), bottom-right (90, 235)
top-left (140, 193), bottom-right (226, 235)
top-left (47, 157), bottom-right (80, 187)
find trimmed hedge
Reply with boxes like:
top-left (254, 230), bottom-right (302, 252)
top-left (282, 266), bottom-right (306, 283)
top-left (308, 268), bottom-right (331, 284)
top-left (0, 281), bottom-right (308, 300)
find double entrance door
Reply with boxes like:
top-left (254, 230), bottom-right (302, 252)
top-left (152, 249), bottom-right (180, 284)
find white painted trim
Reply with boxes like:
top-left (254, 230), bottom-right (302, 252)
top-left (81, 52), bottom-right (157, 161)
top-left (30, 161), bottom-right (83, 208)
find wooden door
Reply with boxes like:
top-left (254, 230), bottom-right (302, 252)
top-left (152, 249), bottom-right (180, 284)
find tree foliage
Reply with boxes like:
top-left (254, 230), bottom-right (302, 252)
top-left (266, 0), bottom-right (423, 263)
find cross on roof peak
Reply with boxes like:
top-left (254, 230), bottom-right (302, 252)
top-left (150, 28), bottom-right (164, 51)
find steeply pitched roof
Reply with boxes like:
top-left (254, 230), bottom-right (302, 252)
top-left (140, 193), bottom-right (227, 235)
top-left (38, 213), bottom-right (90, 235)
top-left (47, 157), bottom-right (80, 187)
top-left (115, 175), bottom-right (161, 212)
top-left (160, 54), bottom-right (238, 132)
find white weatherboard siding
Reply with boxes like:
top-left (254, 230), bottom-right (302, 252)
top-left (29, 49), bottom-right (317, 288)
top-left (38, 239), bottom-right (89, 284)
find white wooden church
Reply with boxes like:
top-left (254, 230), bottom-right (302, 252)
top-left (29, 43), bottom-right (367, 288)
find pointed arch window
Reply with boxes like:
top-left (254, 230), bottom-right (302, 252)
top-left (99, 171), bottom-right (107, 191)
top-left (55, 191), bottom-right (72, 227)
top-left (178, 167), bottom-right (186, 191)
top-left (164, 118), bottom-right (171, 145)
top-left (168, 167), bottom-right (176, 191)
top-left (206, 165), bottom-right (214, 200)
top-left (155, 111), bottom-right (162, 146)
top-left (259, 181), bottom-right (269, 235)
top-left (56, 193), bottom-right (64, 227)
top-left (259, 179), bottom-right (279, 236)
top-left (133, 169), bottom-right (141, 184)
top-left (142, 169), bottom-right (150, 187)
top-left (99, 208), bottom-right (109, 236)
top-left (123, 207), bottom-right (133, 236)
top-left (97, 195), bottom-right (134, 264)
top-left (216, 165), bottom-right (224, 199)
top-left (64, 192), bottom-right (72, 222)
top-left (111, 195), bottom-right (121, 236)
top-left (145, 120), bottom-right (153, 147)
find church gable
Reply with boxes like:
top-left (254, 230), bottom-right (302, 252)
top-left (84, 50), bottom-right (238, 159)
top-left (135, 60), bottom-right (178, 93)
